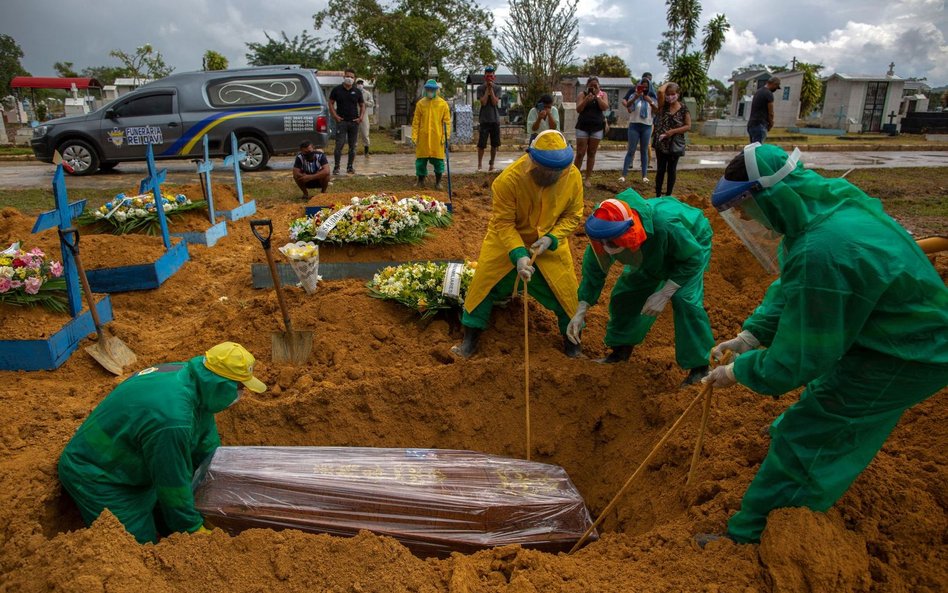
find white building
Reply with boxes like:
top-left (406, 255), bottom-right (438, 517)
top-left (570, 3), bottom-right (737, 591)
top-left (316, 71), bottom-right (378, 127)
top-left (102, 78), bottom-right (152, 102)
top-left (820, 65), bottom-right (906, 132)
top-left (727, 69), bottom-right (804, 127)
top-left (901, 80), bottom-right (931, 115)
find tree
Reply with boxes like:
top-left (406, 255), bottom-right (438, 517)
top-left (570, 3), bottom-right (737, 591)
top-left (797, 62), bottom-right (824, 117)
top-left (498, 0), bottom-right (579, 111)
top-left (245, 31), bottom-right (325, 69)
top-left (701, 14), bottom-right (729, 66)
top-left (668, 52), bottom-right (707, 110)
top-left (81, 66), bottom-right (133, 86)
top-left (203, 50), bottom-right (228, 71)
top-left (658, 0), bottom-right (702, 68)
top-left (53, 61), bottom-right (79, 78)
top-left (0, 34), bottom-right (30, 97)
top-left (109, 44), bottom-right (174, 80)
top-left (315, 0), bottom-right (495, 111)
top-left (581, 53), bottom-right (630, 78)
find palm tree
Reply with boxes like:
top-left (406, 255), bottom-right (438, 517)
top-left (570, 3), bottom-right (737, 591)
top-left (701, 14), bottom-right (730, 66)
top-left (668, 52), bottom-right (708, 111)
top-left (665, 0), bottom-right (702, 62)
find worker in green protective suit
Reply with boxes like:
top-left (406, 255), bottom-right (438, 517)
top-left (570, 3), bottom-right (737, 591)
top-left (58, 342), bottom-right (267, 543)
top-left (698, 143), bottom-right (948, 546)
top-left (567, 189), bottom-right (714, 386)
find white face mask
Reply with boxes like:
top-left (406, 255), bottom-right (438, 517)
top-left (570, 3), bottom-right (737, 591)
top-left (666, 94), bottom-right (679, 103)
top-left (356, 84), bottom-right (363, 90)
top-left (344, 77), bottom-right (354, 85)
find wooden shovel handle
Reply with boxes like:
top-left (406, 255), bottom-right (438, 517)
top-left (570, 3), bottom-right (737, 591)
top-left (58, 227), bottom-right (103, 334)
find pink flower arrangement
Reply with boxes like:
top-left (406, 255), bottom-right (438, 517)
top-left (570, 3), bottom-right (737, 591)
top-left (0, 243), bottom-right (69, 313)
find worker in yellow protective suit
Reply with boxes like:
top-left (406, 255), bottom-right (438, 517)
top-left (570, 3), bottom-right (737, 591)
top-left (411, 79), bottom-right (451, 189)
top-left (453, 129), bottom-right (584, 358)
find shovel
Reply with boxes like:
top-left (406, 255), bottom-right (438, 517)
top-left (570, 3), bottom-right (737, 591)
top-left (250, 219), bottom-right (313, 365)
top-left (58, 227), bottom-right (137, 375)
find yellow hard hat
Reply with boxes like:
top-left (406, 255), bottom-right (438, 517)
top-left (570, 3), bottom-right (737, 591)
top-left (204, 342), bottom-right (267, 393)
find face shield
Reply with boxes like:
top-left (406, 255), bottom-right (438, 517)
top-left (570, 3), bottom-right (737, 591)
top-left (529, 161), bottom-right (565, 187)
top-left (526, 130), bottom-right (573, 186)
top-left (712, 143), bottom-right (801, 274)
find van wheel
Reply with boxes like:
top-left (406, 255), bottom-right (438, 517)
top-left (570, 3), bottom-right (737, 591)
top-left (237, 137), bottom-right (269, 171)
top-left (58, 139), bottom-right (99, 175)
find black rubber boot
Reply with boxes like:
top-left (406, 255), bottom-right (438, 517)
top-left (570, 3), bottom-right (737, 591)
top-left (563, 336), bottom-right (582, 358)
top-left (414, 176), bottom-right (426, 187)
top-left (434, 173), bottom-right (443, 190)
top-left (681, 365), bottom-right (710, 387)
top-left (596, 345), bottom-right (633, 364)
top-left (450, 327), bottom-right (482, 359)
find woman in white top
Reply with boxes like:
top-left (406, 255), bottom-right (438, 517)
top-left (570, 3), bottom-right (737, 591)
top-left (619, 72), bottom-right (657, 185)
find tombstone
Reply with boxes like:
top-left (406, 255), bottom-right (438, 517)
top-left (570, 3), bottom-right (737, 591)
top-left (217, 133), bottom-right (257, 221)
top-left (76, 145), bottom-right (191, 292)
top-left (0, 165), bottom-right (115, 371)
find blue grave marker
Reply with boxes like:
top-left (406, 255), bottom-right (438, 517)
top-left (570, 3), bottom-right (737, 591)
top-left (217, 133), bottom-right (257, 221)
top-left (0, 165), bottom-right (115, 371)
top-left (82, 144), bottom-right (190, 293)
top-left (149, 142), bottom-right (227, 247)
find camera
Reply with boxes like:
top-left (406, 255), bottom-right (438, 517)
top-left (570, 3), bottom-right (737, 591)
top-left (636, 83), bottom-right (648, 94)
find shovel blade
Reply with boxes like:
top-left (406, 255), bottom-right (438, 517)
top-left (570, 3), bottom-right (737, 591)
top-left (272, 330), bottom-right (313, 365)
top-left (85, 336), bottom-right (137, 376)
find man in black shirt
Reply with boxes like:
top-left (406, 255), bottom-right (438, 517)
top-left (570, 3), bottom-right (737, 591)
top-left (476, 65), bottom-right (501, 171)
top-left (747, 77), bottom-right (780, 144)
top-left (329, 68), bottom-right (365, 175)
top-left (293, 141), bottom-right (331, 199)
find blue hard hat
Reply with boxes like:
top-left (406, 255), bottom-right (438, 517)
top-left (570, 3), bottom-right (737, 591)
top-left (585, 215), bottom-right (633, 240)
top-left (711, 177), bottom-right (761, 211)
top-left (424, 79), bottom-right (439, 90)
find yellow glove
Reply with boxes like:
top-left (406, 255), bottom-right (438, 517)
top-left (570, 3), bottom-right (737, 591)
top-left (193, 524), bottom-right (212, 535)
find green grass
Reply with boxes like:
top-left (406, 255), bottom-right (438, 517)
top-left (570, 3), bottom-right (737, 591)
top-left (3, 167), bottom-right (945, 236)
top-left (0, 146), bottom-right (33, 156)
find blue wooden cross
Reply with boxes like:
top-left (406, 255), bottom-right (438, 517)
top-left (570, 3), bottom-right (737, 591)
top-left (31, 165), bottom-right (85, 317)
top-left (140, 143), bottom-right (174, 249)
top-left (223, 132), bottom-right (246, 205)
top-left (196, 134), bottom-right (217, 220)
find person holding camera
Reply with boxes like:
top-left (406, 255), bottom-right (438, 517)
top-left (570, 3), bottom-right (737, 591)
top-left (574, 76), bottom-right (609, 188)
top-left (619, 72), bottom-right (657, 185)
top-left (476, 65), bottom-right (502, 171)
top-left (526, 94), bottom-right (559, 145)
top-left (652, 82), bottom-right (690, 197)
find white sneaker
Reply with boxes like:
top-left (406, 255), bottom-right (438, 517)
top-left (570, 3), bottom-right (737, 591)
top-left (642, 177), bottom-right (649, 184)
top-left (618, 176), bottom-right (626, 182)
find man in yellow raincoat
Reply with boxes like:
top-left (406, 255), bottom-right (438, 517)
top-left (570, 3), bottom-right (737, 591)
top-left (411, 79), bottom-right (451, 189)
top-left (453, 129), bottom-right (584, 358)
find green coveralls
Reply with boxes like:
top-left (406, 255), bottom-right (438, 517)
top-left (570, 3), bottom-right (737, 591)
top-left (577, 190), bottom-right (714, 370)
top-left (462, 241), bottom-right (572, 335)
top-left (58, 357), bottom-right (239, 543)
top-left (726, 145), bottom-right (948, 543)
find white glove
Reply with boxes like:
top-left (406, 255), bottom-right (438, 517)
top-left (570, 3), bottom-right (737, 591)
top-left (516, 256), bottom-right (535, 282)
top-left (531, 236), bottom-right (553, 256)
top-left (566, 301), bottom-right (589, 345)
top-left (702, 363), bottom-right (736, 388)
top-left (641, 280), bottom-right (680, 317)
top-left (711, 330), bottom-right (760, 361)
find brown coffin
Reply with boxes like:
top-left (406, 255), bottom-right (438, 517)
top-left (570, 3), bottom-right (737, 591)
top-left (193, 447), bottom-right (597, 557)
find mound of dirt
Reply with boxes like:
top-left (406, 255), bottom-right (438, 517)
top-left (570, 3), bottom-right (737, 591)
top-left (0, 182), bottom-right (945, 592)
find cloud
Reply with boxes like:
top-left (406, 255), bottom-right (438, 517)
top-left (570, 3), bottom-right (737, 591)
top-left (711, 2), bottom-right (948, 82)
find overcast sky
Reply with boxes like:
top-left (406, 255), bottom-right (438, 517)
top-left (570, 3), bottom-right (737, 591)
top-left (3, 0), bottom-right (946, 86)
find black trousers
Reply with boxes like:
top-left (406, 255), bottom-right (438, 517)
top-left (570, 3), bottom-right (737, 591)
top-left (334, 121), bottom-right (359, 171)
top-left (655, 151), bottom-right (681, 197)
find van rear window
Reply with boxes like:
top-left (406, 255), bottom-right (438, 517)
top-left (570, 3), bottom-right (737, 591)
top-left (207, 77), bottom-right (308, 107)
